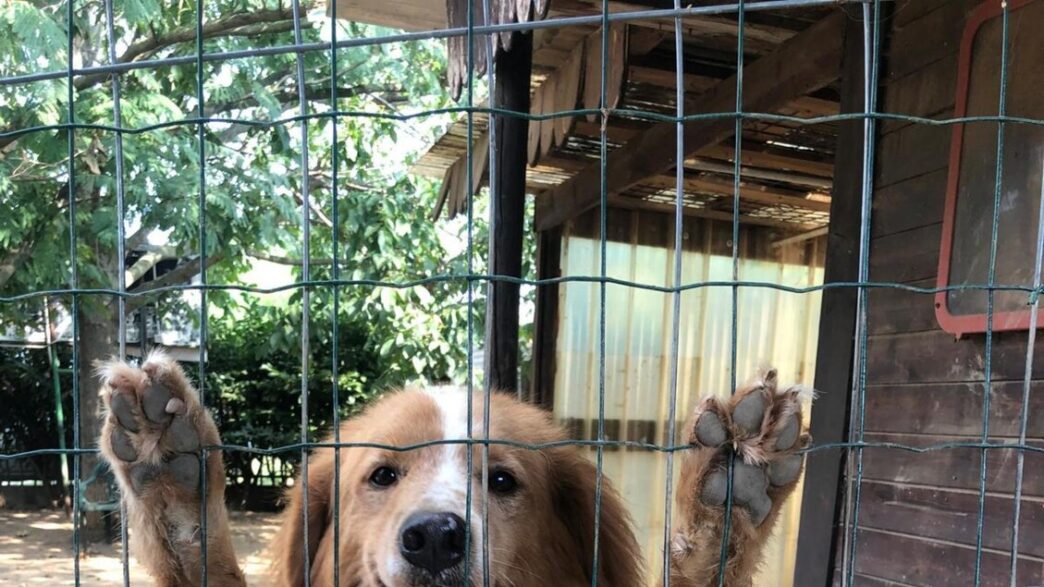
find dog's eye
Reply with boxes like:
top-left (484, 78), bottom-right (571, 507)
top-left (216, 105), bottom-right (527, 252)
top-left (369, 466), bottom-right (399, 488)
top-left (488, 469), bottom-right (518, 494)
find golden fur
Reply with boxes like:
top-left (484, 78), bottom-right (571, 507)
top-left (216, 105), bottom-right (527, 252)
top-left (95, 354), bottom-right (808, 587)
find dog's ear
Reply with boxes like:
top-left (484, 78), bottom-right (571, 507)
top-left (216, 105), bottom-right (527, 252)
top-left (270, 444), bottom-right (336, 587)
top-left (550, 449), bottom-right (643, 586)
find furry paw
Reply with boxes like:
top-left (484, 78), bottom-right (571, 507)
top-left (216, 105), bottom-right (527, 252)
top-left (96, 351), bottom-right (243, 586)
top-left (670, 367), bottom-right (811, 586)
top-left (99, 353), bottom-right (217, 499)
top-left (688, 367), bottom-right (809, 527)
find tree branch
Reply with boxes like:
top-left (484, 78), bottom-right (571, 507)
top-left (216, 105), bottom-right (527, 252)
top-left (75, 7), bottom-right (315, 91)
top-left (0, 5), bottom-right (317, 150)
top-left (124, 254), bottom-right (225, 314)
top-left (0, 239), bottom-right (36, 290)
top-left (247, 252), bottom-right (335, 266)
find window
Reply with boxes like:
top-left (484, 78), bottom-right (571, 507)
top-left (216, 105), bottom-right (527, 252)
top-left (936, 0), bottom-right (1044, 336)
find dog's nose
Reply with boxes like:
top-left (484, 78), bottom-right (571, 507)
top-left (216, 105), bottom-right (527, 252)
top-left (399, 511), bottom-right (467, 574)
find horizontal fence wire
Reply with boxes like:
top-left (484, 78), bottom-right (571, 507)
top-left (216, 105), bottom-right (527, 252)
top-left (2, 0), bottom-right (1041, 584)
top-left (5, 440), bottom-right (1044, 461)
top-left (4, 278), bottom-right (1044, 304)
top-left (5, 111), bottom-right (1044, 144)
top-left (0, 0), bottom-right (860, 88)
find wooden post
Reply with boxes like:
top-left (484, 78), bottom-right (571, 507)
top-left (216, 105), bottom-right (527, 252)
top-left (485, 32), bottom-right (532, 393)
top-left (793, 12), bottom-right (873, 587)
top-left (528, 225), bottom-right (562, 409)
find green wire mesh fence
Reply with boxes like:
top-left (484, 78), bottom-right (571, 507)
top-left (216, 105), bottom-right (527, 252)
top-left (0, 0), bottom-right (1041, 586)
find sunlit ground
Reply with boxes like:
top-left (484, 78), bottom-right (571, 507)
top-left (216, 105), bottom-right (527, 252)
top-left (0, 510), bottom-right (280, 586)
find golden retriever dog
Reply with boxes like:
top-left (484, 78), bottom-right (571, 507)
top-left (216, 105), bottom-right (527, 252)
top-left (96, 352), bottom-right (809, 586)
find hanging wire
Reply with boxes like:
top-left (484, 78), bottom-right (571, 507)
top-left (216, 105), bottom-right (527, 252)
top-left (65, 0), bottom-right (82, 582)
top-left (328, 6), bottom-right (343, 587)
top-left (658, 0), bottom-right (688, 579)
top-left (289, 0), bottom-right (314, 583)
top-left (194, 0), bottom-right (211, 582)
top-left (842, 2), bottom-right (882, 584)
top-left (1008, 151), bottom-right (1044, 587)
top-left (100, 0), bottom-right (130, 581)
top-left (973, 3), bottom-right (1011, 584)
top-left (590, 0), bottom-right (611, 582)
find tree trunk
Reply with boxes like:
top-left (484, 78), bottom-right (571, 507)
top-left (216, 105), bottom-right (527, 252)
top-left (77, 307), bottom-right (117, 544)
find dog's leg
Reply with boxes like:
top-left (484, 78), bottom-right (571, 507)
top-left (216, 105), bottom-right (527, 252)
top-left (669, 367), bottom-right (810, 587)
top-left (96, 353), bottom-right (246, 587)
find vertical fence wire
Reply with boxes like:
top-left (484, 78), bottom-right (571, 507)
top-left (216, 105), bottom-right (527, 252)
top-left (65, 0), bottom-right (82, 582)
top-left (479, 2), bottom-right (497, 583)
top-left (658, 0), bottom-right (688, 580)
top-left (462, 0), bottom-right (478, 577)
top-left (839, 2), bottom-right (881, 580)
top-left (714, 3), bottom-right (747, 583)
top-left (289, 0), bottom-right (314, 584)
top-left (100, 0), bottom-right (130, 582)
top-left (11, 1), bottom-right (1042, 585)
top-left (193, 0), bottom-right (211, 582)
top-left (1008, 152), bottom-right (1044, 587)
top-left (589, 0), bottom-right (611, 582)
top-left (973, 4), bottom-right (1010, 585)
top-left (842, 2), bottom-right (881, 584)
top-left (329, 7), bottom-right (342, 587)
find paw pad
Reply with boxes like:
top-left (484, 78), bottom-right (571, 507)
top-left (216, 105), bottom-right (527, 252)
top-left (775, 414), bottom-right (800, 450)
top-left (142, 383), bottom-right (174, 424)
top-left (111, 428), bottom-right (138, 462)
top-left (695, 412), bottom-right (727, 447)
top-left (100, 358), bottom-right (209, 500)
top-left (689, 377), bottom-right (809, 529)
top-left (732, 393), bottom-right (766, 436)
top-left (111, 393), bottom-right (140, 433)
top-left (768, 455), bottom-right (802, 487)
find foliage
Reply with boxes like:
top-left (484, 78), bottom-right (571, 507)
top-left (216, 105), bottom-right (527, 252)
top-left (0, 0), bottom-right (538, 499)
top-left (0, 0), bottom-right (496, 380)
top-left (0, 345), bottom-right (72, 502)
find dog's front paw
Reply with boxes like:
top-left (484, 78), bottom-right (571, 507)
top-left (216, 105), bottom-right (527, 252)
top-left (689, 368), bottom-right (807, 526)
top-left (97, 352), bottom-right (243, 586)
top-left (671, 368), bottom-right (811, 586)
top-left (99, 354), bottom-right (218, 499)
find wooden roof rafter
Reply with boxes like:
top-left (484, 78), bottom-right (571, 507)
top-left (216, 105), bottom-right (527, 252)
top-left (534, 10), bottom-right (845, 230)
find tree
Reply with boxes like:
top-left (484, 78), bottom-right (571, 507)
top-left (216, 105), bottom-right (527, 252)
top-left (0, 0), bottom-right (493, 539)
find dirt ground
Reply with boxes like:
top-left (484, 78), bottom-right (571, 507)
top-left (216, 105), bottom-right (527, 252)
top-left (0, 509), bottom-right (281, 586)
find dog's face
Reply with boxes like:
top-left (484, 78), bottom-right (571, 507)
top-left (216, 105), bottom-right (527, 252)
top-left (272, 387), bottom-right (641, 587)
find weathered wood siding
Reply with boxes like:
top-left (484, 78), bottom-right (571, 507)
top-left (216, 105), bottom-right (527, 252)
top-left (842, 1), bottom-right (1044, 584)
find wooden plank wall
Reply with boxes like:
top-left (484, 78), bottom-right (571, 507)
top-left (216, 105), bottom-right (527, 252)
top-left (843, 1), bottom-right (1044, 584)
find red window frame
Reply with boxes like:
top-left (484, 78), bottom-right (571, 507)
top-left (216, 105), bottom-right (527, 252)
top-left (935, 0), bottom-right (1041, 337)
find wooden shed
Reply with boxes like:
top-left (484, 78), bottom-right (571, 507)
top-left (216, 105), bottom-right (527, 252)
top-left (337, 0), bottom-right (1044, 584)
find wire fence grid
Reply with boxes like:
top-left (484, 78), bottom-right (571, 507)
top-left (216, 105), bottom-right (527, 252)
top-left (0, 0), bottom-right (1039, 586)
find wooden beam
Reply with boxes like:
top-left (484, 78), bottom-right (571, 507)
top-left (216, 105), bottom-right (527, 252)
top-left (552, 0), bottom-right (798, 54)
top-left (794, 10), bottom-right (875, 586)
top-left (331, 0), bottom-right (444, 30)
top-left (684, 158), bottom-right (834, 191)
top-left (627, 66), bottom-right (717, 93)
top-left (700, 144), bottom-right (835, 178)
top-left (771, 226), bottom-right (829, 248)
top-left (484, 32), bottom-right (533, 394)
top-left (535, 11), bottom-right (845, 231)
top-left (644, 174), bottom-right (831, 212)
top-left (527, 225), bottom-right (562, 410)
top-left (607, 195), bottom-right (820, 231)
